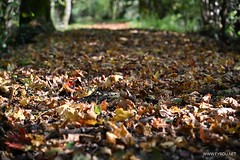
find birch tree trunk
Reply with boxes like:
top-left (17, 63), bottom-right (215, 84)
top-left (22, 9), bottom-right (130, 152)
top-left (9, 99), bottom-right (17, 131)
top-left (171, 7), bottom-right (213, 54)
top-left (62, 0), bottom-right (71, 28)
top-left (51, 0), bottom-right (71, 30)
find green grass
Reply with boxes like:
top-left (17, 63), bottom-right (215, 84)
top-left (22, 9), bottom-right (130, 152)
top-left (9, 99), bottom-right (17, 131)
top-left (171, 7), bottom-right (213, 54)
top-left (130, 14), bottom-right (200, 33)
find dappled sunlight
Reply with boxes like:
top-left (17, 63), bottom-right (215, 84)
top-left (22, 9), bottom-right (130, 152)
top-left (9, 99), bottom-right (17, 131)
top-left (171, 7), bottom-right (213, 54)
top-left (68, 22), bottom-right (131, 30)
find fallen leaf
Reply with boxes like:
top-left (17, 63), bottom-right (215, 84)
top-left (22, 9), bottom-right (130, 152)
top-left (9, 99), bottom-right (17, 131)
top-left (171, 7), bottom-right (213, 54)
top-left (57, 102), bottom-right (98, 125)
top-left (111, 108), bottom-right (136, 122)
top-left (201, 93), bottom-right (211, 103)
top-left (5, 142), bottom-right (25, 150)
top-left (19, 97), bottom-right (30, 107)
top-left (107, 122), bottom-right (134, 145)
top-left (106, 132), bottom-right (118, 145)
top-left (174, 136), bottom-right (200, 153)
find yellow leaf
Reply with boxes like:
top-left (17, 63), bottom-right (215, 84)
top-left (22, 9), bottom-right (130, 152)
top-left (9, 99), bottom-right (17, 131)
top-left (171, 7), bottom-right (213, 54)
top-left (57, 104), bottom-right (78, 121)
top-left (27, 134), bottom-right (44, 147)
top-left (79, 119), bottom-right (97, 125)
top-left (57, 103), bottom-right (98, 125)
top-left (120, 123), bottom-right (134, 145)
top-left (19, 98), bottom-right (30, 107)
top-left (13, 108), bottom-right (26, 120)
top-left (170, 106), bottom-right (181, 113)
top-left (111, 108), bottom-right (135, 122)
top-left (228, 127), bottom-right (236, 134)
top-left (64, 107), bottom-right (79, 121)
top-left (204, 75), bottom-right (215, 83)
top-left (152, 71), bottom-right (160, 81)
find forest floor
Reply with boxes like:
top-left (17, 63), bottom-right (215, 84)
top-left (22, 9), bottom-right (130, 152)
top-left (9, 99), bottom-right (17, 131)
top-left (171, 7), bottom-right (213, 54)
top-left (0, 26), bottom-right (240, 160)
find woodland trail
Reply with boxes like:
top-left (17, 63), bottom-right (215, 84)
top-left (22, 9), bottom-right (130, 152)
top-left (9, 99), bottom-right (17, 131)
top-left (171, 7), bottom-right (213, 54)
top-left (0, 28), bottom-right (239, 160)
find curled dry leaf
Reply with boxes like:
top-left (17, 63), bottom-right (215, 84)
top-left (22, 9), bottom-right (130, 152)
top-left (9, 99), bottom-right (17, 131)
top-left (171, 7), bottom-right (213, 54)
top-left (221, 97), bottom-right (239, 109)
top-left (216, 107), bottom-right (236, 116)
top-left (106, 132), bottom-right (118, 145)
top-left (116, 99), bottom-right (136, 110)
top-left (201, 93), bottom-right (211, 103)
top-left (107, 122), bottom-right (134, 145)
top-left (101, 74), bottom-right (123, 88)
top-left (151, 117), bottom-right (168, 129)
top-left (99, 100), bottom-right (108, 111)
top-left (199, 102), bottom-right (212, 109)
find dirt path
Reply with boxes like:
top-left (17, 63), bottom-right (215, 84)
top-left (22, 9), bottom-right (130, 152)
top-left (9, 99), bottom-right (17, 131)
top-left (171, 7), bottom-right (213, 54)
top-left (84, 22), bottom-right (131, 30)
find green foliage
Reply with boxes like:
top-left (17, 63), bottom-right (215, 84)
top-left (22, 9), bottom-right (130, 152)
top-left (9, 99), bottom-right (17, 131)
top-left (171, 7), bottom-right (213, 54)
top-left (226, 10), bottom-right (240, 38)
top-left (132, 14), bottom-right (200, 32)
top-left (71, 0), bottom-right (139, 23)
top-left (94, 105), bottom-right (101, 115)
top-left (0, 0), bottom-right (20, 51)
top-left (0, 32), bottom-right (7, 50)
top-left (122, 0), bottom-right (139, 20)
top-left (71, 0), bottom-right (111, 22)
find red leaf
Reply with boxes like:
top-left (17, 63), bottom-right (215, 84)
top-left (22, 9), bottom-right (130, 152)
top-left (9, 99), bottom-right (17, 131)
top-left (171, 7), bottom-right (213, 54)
top-left (19, 126), bottom-right (27, 141)
top-left (5, 142), bottom-right (24, 150)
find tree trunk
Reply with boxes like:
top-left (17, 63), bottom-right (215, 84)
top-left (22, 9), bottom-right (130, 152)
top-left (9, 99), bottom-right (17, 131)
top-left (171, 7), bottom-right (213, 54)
top-left (1, 0), bottom-right (20, 48)
top-left (219, 0), bottom-right (227, 38)
top-left (139, 0), bottom-right (150, 18)
top-left (18, 0), bottom-right (54, 44)
top-left (51, 0), bottom-right (72, 30)
top-left (234, 9), bottom-right (240, 35)
top-left (62, 0), bottom-right (71, 28)
top-left (19, 0), bottom-right (52, 26)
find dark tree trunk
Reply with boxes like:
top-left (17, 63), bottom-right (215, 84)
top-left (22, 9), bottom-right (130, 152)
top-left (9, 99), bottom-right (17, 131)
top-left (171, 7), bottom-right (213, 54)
top-left (1, 0), bottom-right (20, 49)
top-left (18, 0), bottom-right (54, 44)
top-left (219, 0), bottom-right (227, 38)
top-left (234, 9), bottom-right (240, 35)
top-left (0, 0), bottom-right (8, 26)
top-left (139, 0), bottom-right (150, 18)
top-left (139, 0), bottom-right (174, 19)
top-left (19, 0), bottom-right (52, 25)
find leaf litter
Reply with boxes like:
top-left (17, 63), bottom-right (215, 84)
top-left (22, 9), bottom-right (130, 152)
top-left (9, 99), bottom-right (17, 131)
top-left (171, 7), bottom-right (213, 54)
top-left (0, 29), bottom-right (239, 160)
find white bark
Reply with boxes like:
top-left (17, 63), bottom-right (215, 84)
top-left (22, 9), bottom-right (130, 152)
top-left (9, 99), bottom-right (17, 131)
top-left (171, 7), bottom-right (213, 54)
top-left (51, 0), bottom-right (71, 30)
top-left (63, 0), bottom-right (71, 28)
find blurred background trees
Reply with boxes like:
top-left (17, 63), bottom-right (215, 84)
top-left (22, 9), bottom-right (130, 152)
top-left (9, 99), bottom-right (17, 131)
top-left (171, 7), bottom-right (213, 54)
top-left (1, 0), bottom-right (239, 51)
top-left (0, 0), bottom-right (21, 50)
top-left (200, 0), bottom-right (240, 39)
